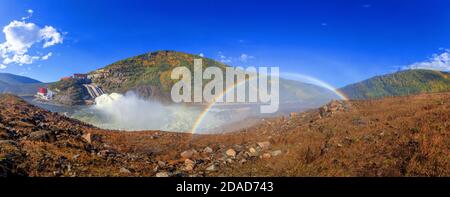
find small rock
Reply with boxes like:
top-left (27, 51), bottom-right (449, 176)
top-left (28, 130), bottom-right (56, 142)
top-left (82, 133), bottom-right (92, 143)
top-left (271, 150), bottom-right (282, 157)
top-left (249, 147), bottom-right (257, 154)
top-left (153, 166), bottom-right (159, 172)
top-left (203, 147), bottom-right (213, 153)
top-left (119, 167), bottom-right (131, 174)
top-left (156, 172), bottom-right (170, 177)
top-left (261, 153), bottom-right (271, 159)
top-left (337, 143), bottom-right (343, 148)
top-left (72, 154), bottom-right (80, 159)
top-left (206, 165), bottom-right (216, 171)
top-left (180, 150), bottom-right (194, 159)
top-left (184, 159), bottom-right (195, 171)
top-left (184, 159), bottom-right (195, 165)
top-left (226, 149), bottom-right (236, 157)
top-left (157, 161), bottom-right (166, 167)
top-left (257, 141), bottom-right (271, 150)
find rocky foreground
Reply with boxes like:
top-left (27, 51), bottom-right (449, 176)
top-left (0, 92), bottom-right (449, 177)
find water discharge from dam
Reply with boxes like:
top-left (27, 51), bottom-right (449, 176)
top-left (72, 92), bottom-right (256, 133)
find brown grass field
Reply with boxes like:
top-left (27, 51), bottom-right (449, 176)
top-left (0, 92), bottom-right (448, 177)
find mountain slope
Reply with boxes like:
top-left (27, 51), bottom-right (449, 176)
top-left (88, 50), bottom-right (227, 101)
top-left (0, 73), bottom-right (42, 84)
top-left (0, 73), bottom-right (46, 96)
top-left (340, 69), bottom-right (450, 99)
top-left (51, 50), bottom-right (339, 105)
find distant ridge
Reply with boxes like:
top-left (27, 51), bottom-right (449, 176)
top-left (0, 73), bottom-right (45, 96)
top-left (0, 73), bottom-right (42, 84)
top-left (340, 69), bottom-right (450, 99)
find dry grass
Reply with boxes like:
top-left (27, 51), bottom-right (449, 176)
top-left (0, 92), bottom-right (449, 177)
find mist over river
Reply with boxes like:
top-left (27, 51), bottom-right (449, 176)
top-left (21, 80), bottom-right (339, 133)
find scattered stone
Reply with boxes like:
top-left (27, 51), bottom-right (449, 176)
top-left (203, 146), bottom-right (213, 153)
top-left (249, 147), bottom-right (257, 154)
top-left (257, 141), bottom-right (271, 150)
top-left (119, 167), bottom-right (131, 174)
top-left (157, 161), bottom-right (166, 167)
top-left (72, 154), bottom-right (80, 159)
top-left (271, 150), bottom-right (282, 157)
top-left (28, 130), bottom-right (56, 142)
top-left (261, 153), bottom-right (271, 159)
top-left (206, 165), bottom-right (216, 171)
top-left (226, 149), bottom-right (236, 157)
top-left (82, 133), bottom-right (92, 143)
top-left (185, 159), bottom-right (195, 165)
top-left (180, 150), bottom-right (194, 159)
top-left (183, 159), bottom-right (195, 171)
top-left (337, 143), bottom-right (343, 148)
top-left (156, 172), bottom-right (170, 177)
top-left (150, 134), bottom-right (160, 139)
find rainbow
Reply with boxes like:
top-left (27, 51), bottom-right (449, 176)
top-left (190, 76), bottom-right (257, 134)
top-left (279, 72), bottom-right (349, 101)
top-left (189, 72), bottom-right (349, 134)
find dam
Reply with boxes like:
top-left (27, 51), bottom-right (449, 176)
top-left (83, 84), bottom-right (105, 99)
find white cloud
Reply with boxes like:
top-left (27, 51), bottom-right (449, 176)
top-left (0, 11), bottom-right (63, 69)
top-left (0, 64), bottom-right (6, 69)
top-left (40, 26), bottom-right (63, 48)
top-left (22, 9), bottom-right (34, 20)
top-left (3, 54), bottom-right (40, 65)
top-left (218, 52), bottom-right (232, 63)
top-left (199, 53), bottom-right (204, 57)
top-left (403, 50), bottom-right (450, 72)
top-left (41, 52), bottom-right (52, 60)
top-left (239, 53), bottom-right (254, 62)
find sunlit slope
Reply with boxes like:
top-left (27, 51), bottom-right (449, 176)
top-left (340, 69), bottom-right (450, 99)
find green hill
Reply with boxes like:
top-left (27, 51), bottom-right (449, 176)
top-left (340, 69), bottom-right (450, 99)
top-left (50, 50), bottom-right (339, 106)
top-left (88, 50), bottom-right (227, 101)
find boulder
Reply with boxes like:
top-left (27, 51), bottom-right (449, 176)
top-left (226, 149), bottom-right (236, 157)
top-left (206, 165), bottom-right (216, 171)
top-left (203, 146), bottom-right (213, 153)
top-left (257, 141), bottom-right (271, 150)
top-left (119, 167), bottom-right (131, 174)
top-left (271, 150), bottom-right (282, 157)
top-left (82, 133), bottom-right (92, 143)
top-left (156, 172), bottom-right (170, 177)
top-left (28, 130), bottom-right (56, 142)
top-left (180, 150), bottom-right (195, 159)
top-left (261, 153), bottom-right (272, 159)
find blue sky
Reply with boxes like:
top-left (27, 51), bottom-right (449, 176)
top-left (0, 0), bottom-right (449, 87)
